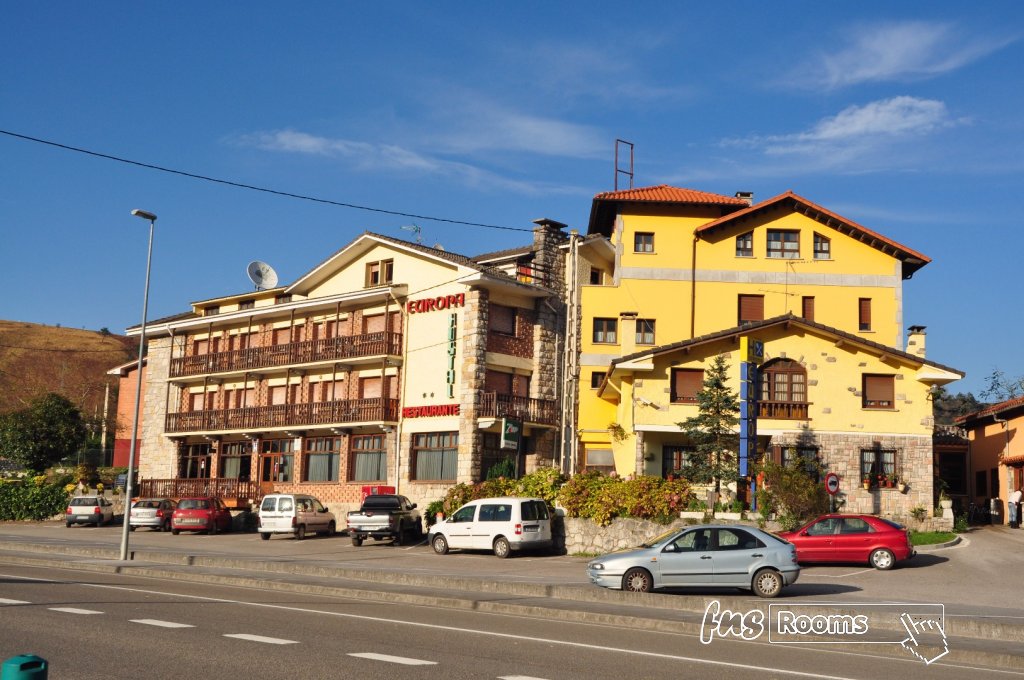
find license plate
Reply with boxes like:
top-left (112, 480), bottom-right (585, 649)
top-left (523, 525), bottom-right (539, 533)
top-left (179, 518), bottom-right (203, 525)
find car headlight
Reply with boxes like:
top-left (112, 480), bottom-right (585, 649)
top-left (588, 562), bottom-right (605, 570)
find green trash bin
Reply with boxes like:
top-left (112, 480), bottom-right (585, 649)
top-left (1, 655), bottom-right (47, 679)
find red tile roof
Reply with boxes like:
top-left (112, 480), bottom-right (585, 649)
top-left (956, 395), bottom-right (1024, 426)
top-left (593, 184), bottom-right (750, 206)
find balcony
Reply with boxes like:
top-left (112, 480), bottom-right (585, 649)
top-left (758, 401), bottom-right (809, 420)
top-left (169, 331), bottom-right (403, 378)
top-left (137, 477), bottom-right (259, 507)
top-left (477, 392), bottom-right (559, 427)
top-left (166, 398), bottom-right (400, 434)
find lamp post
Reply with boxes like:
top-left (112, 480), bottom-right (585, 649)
top-left (119, 209), bottom-right (156, 561)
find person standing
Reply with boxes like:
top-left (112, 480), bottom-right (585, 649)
top-left (1009, 487), bottom-right (1023, 529)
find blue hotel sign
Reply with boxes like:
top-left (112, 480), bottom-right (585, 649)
top-left (738, 337), bottom-right (763, 477)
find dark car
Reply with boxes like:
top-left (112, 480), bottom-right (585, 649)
top-left (777, 514), bottom-right (915, 570)
top-left (171, 497), bottom-right (232, 535)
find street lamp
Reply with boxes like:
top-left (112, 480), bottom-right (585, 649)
top-left (118, 209), bottom-right (157, 561)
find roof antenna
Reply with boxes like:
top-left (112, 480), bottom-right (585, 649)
top-left (400, 224), bottom-right (423, 244)
top-left (615, 139), bottom-right (634, 190)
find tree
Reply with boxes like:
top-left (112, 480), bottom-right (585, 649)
top-left (0, 392), bottom-right (87, 472)
top-left (980, 369), bottom-right (1024, 402)
top-left (931, 386), bottom-right (986, 425)
top-left (676, 354), bottom-right (740, 492)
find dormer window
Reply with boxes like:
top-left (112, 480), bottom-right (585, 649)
top-left (204, 306), bottom-right (220, 317)
top-left (239, 300), bottom-right (255, 311)
top-left (813, 233), bottom-right (831, 260)
top-left (736, 231), bottom-right (753, 257)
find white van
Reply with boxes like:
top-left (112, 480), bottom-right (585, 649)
top-left (428, 496), bottom-right (552, 558)
top-left (258, 494), bottom-right (336, 540)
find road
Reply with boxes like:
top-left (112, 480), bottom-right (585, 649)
top-left (0, 561), bottom-right (1019, 680)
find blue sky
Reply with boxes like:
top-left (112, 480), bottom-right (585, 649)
top-left (2, 3), bottom-right (1021, 397)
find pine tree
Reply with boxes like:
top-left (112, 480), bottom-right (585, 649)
top-left (677, 354), bottom-right (740, 492)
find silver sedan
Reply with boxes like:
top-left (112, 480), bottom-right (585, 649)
top-left (587, 524), bottom-right (800, 598)
top-left (128, 498), bottom-right (177, 532)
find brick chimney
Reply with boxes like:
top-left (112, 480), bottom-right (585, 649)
top-left (906, 325), bottom-right (927, 359)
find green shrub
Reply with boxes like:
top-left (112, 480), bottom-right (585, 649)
top-left (756, 458), bottom-right (829, 526)
top-left (438, 467), bottom-right (566, 516)
top-left (424, 499), bottom-right (445, 527)
top-left (556, 472), bottom-right (694, 526)
top-left (0, 480), bottom-right (70, 520)
top-left (910, 505), bottom-right (927, 522)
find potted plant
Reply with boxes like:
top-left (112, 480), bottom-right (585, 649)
top-left (896, 476), bottom-right (907, 493)
top-left (862, 476), bottom-right (871, 490)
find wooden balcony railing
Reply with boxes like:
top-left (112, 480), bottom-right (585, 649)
top-left (137, 478), bottom-right (260, 506)
top-left (476, 392), bottom-right (559, 426)
top-left (170, 331), bottom-right (403, 378)
top-left (758, 400), bottom-right (809, 420)
top-left (166, 398), bottom-right (400, 433)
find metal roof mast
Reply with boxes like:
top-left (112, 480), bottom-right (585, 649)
top-left (614, 139), bottom-right (634, 191)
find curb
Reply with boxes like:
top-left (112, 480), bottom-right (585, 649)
top-left (914, 535), bottom-right (962, 552)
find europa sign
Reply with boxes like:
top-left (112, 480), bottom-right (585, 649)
top-left (406, 293), bottom-right (465, 314)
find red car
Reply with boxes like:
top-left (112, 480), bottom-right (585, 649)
top-left (171, 497), bottom-right (233, 535)
top-left (778, 514), bottom-right (915, 570)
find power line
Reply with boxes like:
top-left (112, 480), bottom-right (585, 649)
top-left (0, 129), bottom-right (533, 233)
top-left (0, 343), bottom-right (132, 354)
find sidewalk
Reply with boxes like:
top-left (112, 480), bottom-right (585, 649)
top-left (0, 528), bottom-right (1021, 669)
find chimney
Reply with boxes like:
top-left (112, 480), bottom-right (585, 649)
top-left (906, 325), bottom-right (927, 359)
top-left (735, 191), bottom-right (754, 206)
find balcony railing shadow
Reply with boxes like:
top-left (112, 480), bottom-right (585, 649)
top-left (166, 398), bottom-right (400, 433)
top-left (476, 392), bottom-right (558, 426)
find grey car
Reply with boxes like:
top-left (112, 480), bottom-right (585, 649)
top-left (586, 524), bottom-right (800, 598)
top-left (129, 498), bottom-right (177, 532)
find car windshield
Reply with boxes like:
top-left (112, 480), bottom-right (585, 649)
top-left (178, 499), bottom-right (210, 510)
top-left (877, 518), bottom-right (905, 530)
top-left (640, 528), bottom-right (681, 548)
top-left (69, 498), bottom-right (98, 507)
top-left (134, 500), bottom-right (161, 509)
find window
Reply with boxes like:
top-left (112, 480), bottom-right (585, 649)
top-left (862, 374), bottom-right (895, 409)
top-left (634, 232), bottom-right (654, 253)
top-left (412, 432), bottom-right (458, 481)
top-left (275, 294), bottom-right (292, 304)
top-left (861, 447), bottom-right (896, 482)
top-left (590, 371), bottom-right (607, 389)
top-left (272, 328), bottom-right (292, 346)
top-left (662, 445), bottom-right (694, 478)
top-left (204, 306), bottom-right (220, 317)
top-left (761, 359), bottom-right (807, 403)
top-left (801, 296), bottom-right (815, 322)
top-left (635, 319), bottom-right (655, 345)
top-left (584, 448), bottom-right (614, 473)
top-left (349, 434), bottom-right (386, 482)
top-left (671, 368), bottom-right (703, 403)
top-left (767, 230), bottom-right (800, 259)
top-left (479, 504), bottom-right (513, 522)
top-left (813, 233), bottom-right (831, 260)
top-left (779, 445), bottom-right (819, 481)
top-left (178, 443), bottom-right (211, 479)
top-left (365, 259), bottom-right (394, 287)
top-left (738, 294), bottom-right (764, 324)
top-left (589, 268), bottom-right (604, 285)
top-left (260, 439), bottom-right (294, 483)
top-left (239, 299), bottom-right (255, 311)
top-left (736, 231), bottom-right (753, 257)
top-left (303, 436), bottom-right (341, 482)
top-left (592, 318), bottom-right (617, 344)
top-left (859, 298), bottom-right (872, 331)
top-left (360, 376), bottom-right (382, 399)
top-left (193, 339), bottom-right (209, 356)
top-left (490, 304), bottom-right (517, 335)
top-left (218, 442), bottom-right (251, 480)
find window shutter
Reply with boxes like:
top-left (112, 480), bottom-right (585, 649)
top-left (863, 375), bottom-right (894, 405)
top-left (802, 297), bottom-right (815, 321)
top-left (672, 369), bottom-right (703, 402)
top-left (363, 314), bottom-right (386, 334)
top-left (739, 295), bottom-right (764, 323)
top-left (360, 377), bottom-right (382, 399)
top-left (859, 298), bottom-right (872, 330)
top-left (485, 370), bottom-right (513, 394)
top-left (490, 305), bottom-right (516, 335)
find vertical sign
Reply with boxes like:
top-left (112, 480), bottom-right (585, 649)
top-left (501, 417), bottom-right (522, 451)
top-left (447, 313), bottom-right (457, 398)
top-left (738, 337), bottom-right (763, 477)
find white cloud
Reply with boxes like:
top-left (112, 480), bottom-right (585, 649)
top-left (798, 21), bottom-right (1016, 89)
top-left (229, 128), bottom-right (587, 196)
top-left (430, 105), bottom-right (607, 159)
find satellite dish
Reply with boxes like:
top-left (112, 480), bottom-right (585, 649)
top-left (247, 261), bottom-right (279, 291)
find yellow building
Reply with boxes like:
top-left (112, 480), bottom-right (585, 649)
top-left (957, 398), bottom-right (1024, 525)
top-left (568, 185), bottom-right (962, 514)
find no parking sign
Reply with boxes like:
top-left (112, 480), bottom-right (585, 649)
top-left (825, 472), bottom-right (840, 496)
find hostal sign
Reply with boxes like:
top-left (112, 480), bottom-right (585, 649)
top-left (406, 293), bottom-right (465, 398)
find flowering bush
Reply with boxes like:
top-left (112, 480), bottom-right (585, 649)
top-left (438, 467), bottom-right (566, 516)
top-left (557, 471), bottom-right (694, 526)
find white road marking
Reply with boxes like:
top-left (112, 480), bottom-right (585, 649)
top-left (224, 633), bottom-right (298, 645)
top-left (809, 568), bottom-right (874, 578)
top-left (3, 571), bottom-right (1014, 678)
top-left (0, 598), bottom-right (30, 605)
top-left (348, 652), bottom-right (436, 666)
top-left (130, 619), bottom-right (195, 628)
top-left (49, 607), bottom-right (103, 614)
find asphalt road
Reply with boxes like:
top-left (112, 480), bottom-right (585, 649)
top-left (1, 561), bottom-right (1019, 680)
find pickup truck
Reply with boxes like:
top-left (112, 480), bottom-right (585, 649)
top-left (346, 494), bottom-right (423, 546)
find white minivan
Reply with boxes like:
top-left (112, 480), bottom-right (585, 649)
top-left (258, 494), bottom-right (336, 540)
top-left (428, 497), bottom-right (552, 558)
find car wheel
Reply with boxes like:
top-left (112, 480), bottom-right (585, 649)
top-left (209, 521), bottom-right (218, 536)
top-left (260, 532), bottom-right (271, 541)
top-left (65, 521), bottom-right (72, 528)
top-left (323, 521), bottom-right (336, 537)
top-left (752, 569), bottom-right (783, 598)
top-left (493, 536), bottom-right (511, 559)
top-left (162, 520), bottom-right (171, 532)
top-left (128, 525), bottom-right (136, 532)
top-left (351, 535), bottom-right (363, 547)
top-left (870, 548), bottom-right (895, 570)
top-left (622, 567), bottom-right (653, 593)
top-left (295, 525), bottom-right (306, 541)
top-left (432, 534), bottom-right (449, 555)
top-left (171, 528), bottom-right (180, 535)
top-left (394, 524), bottom-right (404, 546)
